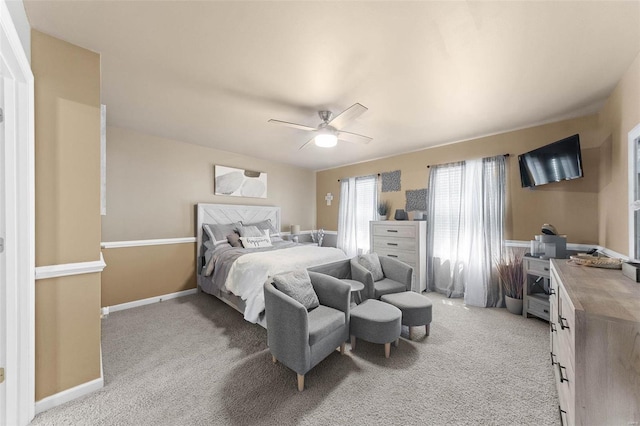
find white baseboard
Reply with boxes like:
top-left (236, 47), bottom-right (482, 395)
top-left (35, 373), bottom-right (103, 415)
top-left (106, 288), bottom-right (198, 313)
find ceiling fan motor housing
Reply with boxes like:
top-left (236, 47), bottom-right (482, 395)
top-left (318, 110), bottom-right (333, 123)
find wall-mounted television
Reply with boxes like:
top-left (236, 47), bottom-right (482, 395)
top-left (518, 134), bottom-right (583, 188)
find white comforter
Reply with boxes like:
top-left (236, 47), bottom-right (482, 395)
top-left (224, 245), bottom-right (347, 323)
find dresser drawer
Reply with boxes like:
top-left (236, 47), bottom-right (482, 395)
top-left (525, 257), bottom-right (551, 277)
top-left (372, 224), bottom-right (416, 238)
top-left (526, 294), bottom-right (550, 321)
top-left (373, 236), bottom-right (416, 251)
top-left (375, 247), bottom-right (415, 265)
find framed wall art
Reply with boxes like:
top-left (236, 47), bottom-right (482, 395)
top-left (214, 165), bottom-right (267, 198)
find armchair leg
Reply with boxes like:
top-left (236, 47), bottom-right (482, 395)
top-left (425, 323), bottom-right (430, 336)
top-left (409, 326), bottom-right (414, 340)
top-left (339, 342), bottom-right (346, 354)
top-left (272, 355), bottom-right (277, 364)
top-left (297, 374), bottom-right (305, 392)
top-left (384, 342), bottom-right (391, 358)
top-left (350, 335), bottom-right (356, 350)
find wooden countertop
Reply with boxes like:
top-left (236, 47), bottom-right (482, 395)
top-left (551, 259), bottom-right (640, 324)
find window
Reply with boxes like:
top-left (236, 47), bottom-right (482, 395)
top-left (337, 175), bottom-right (378, 257)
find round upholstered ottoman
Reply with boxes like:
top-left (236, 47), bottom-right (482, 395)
top-left (350, 299), bottom-right (401, 358)
top-left (380, 292), bottom-right (432, 340)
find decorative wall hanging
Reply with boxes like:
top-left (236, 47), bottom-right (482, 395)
top-left (405, 188), bottom-right (428, 211)
top-left (214, 165), bottom-right (267, 198)
top-left (381, 170), bottom-right (401, 192)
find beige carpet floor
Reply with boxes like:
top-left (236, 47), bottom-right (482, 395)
top-left (31, 291), bottom-right (559, 425)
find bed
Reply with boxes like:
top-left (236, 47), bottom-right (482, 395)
top-left (196, 203), bottom-right (347, 326)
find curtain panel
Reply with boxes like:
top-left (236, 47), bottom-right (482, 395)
top-left (426, 155), bottom-right (506, 307)
top-left (337, 175), bottom-right (378, 257)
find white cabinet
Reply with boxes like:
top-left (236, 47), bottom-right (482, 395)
top-left (370, 221), bottom-right (426, 292)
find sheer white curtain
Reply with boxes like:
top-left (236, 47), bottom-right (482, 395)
top-left (426, 156), bottom-right (506, 307)
top-left (337, 175), bottom-right (378, 257)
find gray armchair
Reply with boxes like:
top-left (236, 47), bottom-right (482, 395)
top-left (351, 256), bottom-right (413, 300)
top-left (264, 271), bottom-right (350, 391)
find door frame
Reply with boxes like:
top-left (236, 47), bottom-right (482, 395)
top-left (0, 1), bottom-right (35, 425)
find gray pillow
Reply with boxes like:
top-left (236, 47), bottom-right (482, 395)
top-left (203, 222), bottom-right (242, 245)
top-left (237, 225), bottom-right (264, 237)
top-left (273, 270), bottom-right (319, 310)
top-left (358, 253), bottom-right (384, 282)
top-left (227, 233), bottom-right (242, 248)
top-left (243, 219), bottom-right (282, 242)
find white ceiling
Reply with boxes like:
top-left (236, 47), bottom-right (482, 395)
top-left (24, 1), bottom-right (640, 170)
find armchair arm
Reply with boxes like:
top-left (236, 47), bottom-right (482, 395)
top-left (350, 258), bottom-right (375, 300)
top-left (308, 271), bottom-right (350, 316)
top-left (379, 256), bottom-right (413, 291)
top-left (264, 280), bottom-right (310, 374)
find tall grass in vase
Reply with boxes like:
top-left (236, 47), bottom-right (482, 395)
top-left (495, 249), bottom-right (525, 314)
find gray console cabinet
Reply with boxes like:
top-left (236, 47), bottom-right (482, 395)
top-left (523, 256), bottom-right (551, 321)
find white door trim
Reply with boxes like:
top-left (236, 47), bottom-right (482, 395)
top-left (0, 1), bottom-right (35, 425)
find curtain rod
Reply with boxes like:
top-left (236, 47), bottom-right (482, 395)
top-left (337, 173), bottom-right (380, 182)
top-left (427, 153), bottom-right (510, 168)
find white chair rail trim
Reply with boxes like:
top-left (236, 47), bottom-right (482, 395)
top-left (35, 253), bottom-right (107, 280)
top-left (505, 240), bottom-right (627, 260)
top-left (101, 237), bottom-right (196, 249)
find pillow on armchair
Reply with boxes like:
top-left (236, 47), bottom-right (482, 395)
top-left (273, 269), bottom-right (320, 310)
top-left (358, 253), bottom-right (384, 281)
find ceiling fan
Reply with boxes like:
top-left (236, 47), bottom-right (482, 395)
top-left (268, 103), bottom-right (372, 150)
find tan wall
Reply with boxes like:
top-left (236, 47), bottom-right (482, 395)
top-left (102, 126), bottom-right (317, 240)
top-left (34, 274), bottom-right (101, 400)
top-left (102, 243), bottom-right (196, 306)
top-left (597, 52), bottom-right (640, 256)
top-left (101, 126), bottom-right (317, 306)
top-left (32, 31), bottom-right (102, 399)
top-left (317, 115), bottom-right (604, 244)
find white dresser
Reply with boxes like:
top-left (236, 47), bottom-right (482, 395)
top-left (369, 221), bottom-right (427, 292)
top-left (549, 259), bottom-right (640, 425)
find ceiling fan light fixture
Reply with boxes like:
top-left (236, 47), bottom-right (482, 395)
top-left (315, 132), bottom-right (338, 148)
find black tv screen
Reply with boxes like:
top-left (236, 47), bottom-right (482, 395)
top-left (518, 134), bottom-right (583, 188)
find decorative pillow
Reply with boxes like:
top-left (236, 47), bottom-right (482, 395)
top-left (237, 225), bottom-right (264, 237)
top-left (272, 269), bottom-right (319, 310)
top-left (358, 253), bottom-right (384, 282)
top-left (203, 222), bottom-right (242, 246)
top-left (243, 219), bottom-right (282, 242)
top-left (227, 233), bottom-right (242, 248)
top-left (240, 235), bottom-right (273, 249)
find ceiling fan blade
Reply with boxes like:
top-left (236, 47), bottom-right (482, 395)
top-left (337, 130), bottom-right (372, 145)
top-left (298, 136), bottom-right (316, 151)
top-left (328, 103), bottom-right (368, 129)
top-left (268, 119), bottom-right (316, 132)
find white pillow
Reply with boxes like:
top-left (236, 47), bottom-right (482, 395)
top-left (240, 235), bottom-right (272, 248)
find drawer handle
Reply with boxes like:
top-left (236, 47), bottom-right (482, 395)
top-left (544, 267), bottom-right (549, 271)
top-left (557, 363), bottom-right (569, 383)
top-left (558, 406), bottom-right (567, 426)
top-left (386, 230), bottom-right (398, 233)
top-left (550, 323), bottom-right (557, 333)
top-left (387, 254), bottom-right (398, 258)
top-left (543, 309), bottom-right (549, 314)
top-left (550, 352), bottom-right (557, 366)
top-left (559, 316), bottom-right (570, 330)
top-left (387, 243), bottom-right (398, 246)
top-left (549, 289), bottom-right (556, 295)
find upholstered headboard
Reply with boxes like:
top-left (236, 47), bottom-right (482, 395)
top-left (196, 203), bottom-right (281, 254)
